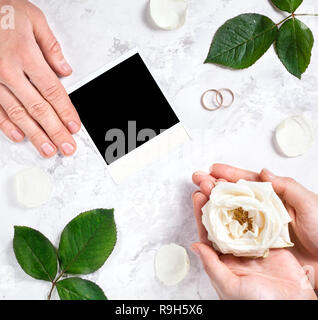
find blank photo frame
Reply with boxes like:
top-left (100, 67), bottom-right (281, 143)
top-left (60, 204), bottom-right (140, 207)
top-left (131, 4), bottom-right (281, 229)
top-left (66, 49), bottom-right (190, 183)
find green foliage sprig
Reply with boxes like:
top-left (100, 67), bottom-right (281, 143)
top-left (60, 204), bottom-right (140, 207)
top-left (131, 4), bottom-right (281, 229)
top-left (205, 0), bottom-right (317, 79)
top-left (13, 209), bottom-right (117, 300)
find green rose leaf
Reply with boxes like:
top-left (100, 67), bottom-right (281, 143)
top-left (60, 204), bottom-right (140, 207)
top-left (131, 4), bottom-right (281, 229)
top-left (271, 0), bottom-right (303, 13)
top-left (58, 209), bottom-right (116, 275)
top-left (13, 226), bottom-right (58, 282)
top-left (56, 277), bottom-right (107, 300)
top-left (205, 14), bottom-right (278, 69)
top-left (276, 18), bottom-right (314, 79)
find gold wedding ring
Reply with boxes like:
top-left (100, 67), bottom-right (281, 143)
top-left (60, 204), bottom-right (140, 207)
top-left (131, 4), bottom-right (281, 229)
top-left (201, 89), bottom-right (223, 111)
top-left (201, 88), bottom-right (235, 111)
top-left (218, 88), bottom-right (235, 108)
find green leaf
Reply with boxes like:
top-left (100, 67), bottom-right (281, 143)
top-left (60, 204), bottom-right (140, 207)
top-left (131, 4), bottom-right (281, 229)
top-left (205, 14), bottom-right (278, 69)
top-left (56, 277), bottom-right (107, 300)
top-left (13, 226), bottom-right (58, 281)
top-left (271, 0), bottom-right (303, 13)
top-left (276, 18), bottom-right (314, 79)
top-left (58, 209), bottom-right (116, 275)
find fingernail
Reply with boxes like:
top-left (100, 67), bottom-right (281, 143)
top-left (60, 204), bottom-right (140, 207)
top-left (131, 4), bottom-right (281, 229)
top-left (41, 142), bottom-right (55, 156)
top-left (67, 121), bottom-right (80, 134)
top-left (263, 168), bottom-right (276, 180)
top-left (209, 164), bottom-right (215, 172)
top-left (60, 60), bottom-right (72, 73)
top-left (190, 245), bottom-right (200, 257)
top-left (61, 143), bottom-right (75, 155)
top-left (194, 171), bottom-right (208, 176)
top-left (11, 129), bottom-right (24, 142)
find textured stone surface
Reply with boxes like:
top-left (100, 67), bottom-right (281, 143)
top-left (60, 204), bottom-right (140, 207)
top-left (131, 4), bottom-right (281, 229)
top-left (0, 0), bottom-right (318, 299)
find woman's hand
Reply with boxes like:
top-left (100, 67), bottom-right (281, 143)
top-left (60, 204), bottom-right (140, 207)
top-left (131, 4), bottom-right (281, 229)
top-left (191, 164), bottom-right (318, 299)
top-left (0, 0), bottom-right (81, 157)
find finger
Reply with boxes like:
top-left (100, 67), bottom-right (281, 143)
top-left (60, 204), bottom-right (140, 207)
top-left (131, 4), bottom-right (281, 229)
top-left (192, 171), bottom-right (210, 185)
top-left (210, 164), bottom-right (260, 182)
top-left (199, 179), bottom-right (215, 197)
top-left (285, 203), bottom-right (296, 221)
top-left (29, 4), bottom-right (72, 77)
top-left (0, 84), bottom-right (57, 157)
top-left (192, 171), bottom-right (216, 186)
top-left (23, 46), bottom-right (81, 134)
top-left (0, 105), bottom-right (25, 142)
top-left (5, 73), bottom-right (76, 156)
top-left (192, 192), bottom-right (210, 245)
top-left (260, 169), bottom-right (316, 212)
top-left (191, 243), bottom-right (238, 297)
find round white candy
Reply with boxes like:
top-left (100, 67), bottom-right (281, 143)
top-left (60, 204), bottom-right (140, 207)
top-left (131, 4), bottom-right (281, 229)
top-left (15, 167), bottom-right (53, 208)
top-left (150, 0), bottom-right (188, 30)
top-left (275, 115), bottom-right (315, 157)
top-left (155, 243), bottom-right (190, 286)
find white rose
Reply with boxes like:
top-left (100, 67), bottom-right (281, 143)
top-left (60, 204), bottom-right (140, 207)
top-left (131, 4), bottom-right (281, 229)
top-left (202, 180), bottom-right (294, 258)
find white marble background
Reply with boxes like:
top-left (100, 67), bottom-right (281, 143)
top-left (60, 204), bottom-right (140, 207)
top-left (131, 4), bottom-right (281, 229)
top-left (1, 0), bottom-right (318, 300)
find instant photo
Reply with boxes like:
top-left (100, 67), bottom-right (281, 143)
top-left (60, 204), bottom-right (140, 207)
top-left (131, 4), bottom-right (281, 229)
top-left (67, 50), bottom-right (190, 183)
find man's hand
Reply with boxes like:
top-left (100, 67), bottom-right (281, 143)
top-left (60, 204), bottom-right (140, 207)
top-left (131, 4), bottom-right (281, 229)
top-left (191, 165), bottom-right (318, 299)
top-left (0, 0), bottom-right (81, 157)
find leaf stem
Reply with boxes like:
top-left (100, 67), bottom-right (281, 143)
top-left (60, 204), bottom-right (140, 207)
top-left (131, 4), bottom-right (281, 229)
top-left (55, 271), bottom-right (65, 283)
top-left (48, 282), bottom-right (56, 300)
top-left (275, 13), bottom-right (318, 28)
top-left (47, 271), bottom-right (65, 300)
top-left (276, 14), bottom-right (293, 26)
top-left (294, 14), bottom-right (318, 17)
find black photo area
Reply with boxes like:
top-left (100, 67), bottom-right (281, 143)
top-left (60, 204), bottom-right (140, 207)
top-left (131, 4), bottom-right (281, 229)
top-left (69, 53), bottom-right (180, 165)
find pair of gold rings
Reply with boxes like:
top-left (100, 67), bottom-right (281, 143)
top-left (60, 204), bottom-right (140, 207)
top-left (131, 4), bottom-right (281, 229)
top-left (201, 88), bottom-right (235, 111)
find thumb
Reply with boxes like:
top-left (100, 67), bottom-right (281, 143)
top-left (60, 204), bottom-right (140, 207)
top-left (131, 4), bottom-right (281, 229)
top-left (191, 243), bottom-right (237, 297)
top-left (260, 169), bottom-right (315, 211)
top-left (30, 5), bottom-right (72, 77)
